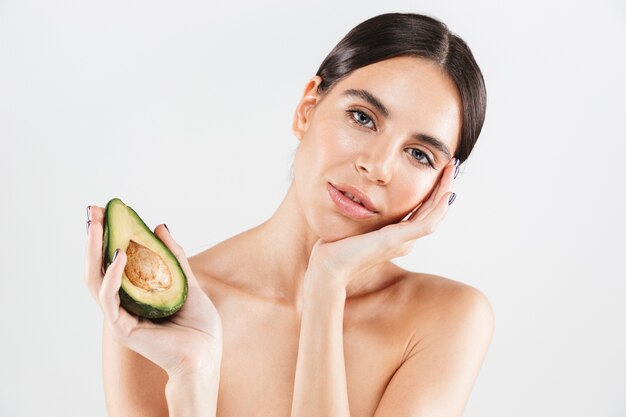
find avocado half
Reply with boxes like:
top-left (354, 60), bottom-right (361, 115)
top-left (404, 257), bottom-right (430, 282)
top-left (102, 198), bottom-right (188, 319)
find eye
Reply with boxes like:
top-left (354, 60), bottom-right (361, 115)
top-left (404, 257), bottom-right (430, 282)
top-left (347, 109), bottom-right (436, 169)
top-left (347, 109), bottom-right (376, 130)
top-left (407, 148), bottom-right (435, 169)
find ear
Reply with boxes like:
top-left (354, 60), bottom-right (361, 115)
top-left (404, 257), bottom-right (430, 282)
top-left (292, 75), bottom-right (323, 141)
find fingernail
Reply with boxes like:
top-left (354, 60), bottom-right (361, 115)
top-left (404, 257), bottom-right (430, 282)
top-left (86, 220), bottom-right (91, 236)
top-left (453, 165), bottom-right (460, 179)
top-left (163, 223), bottom-right (170, 233)
top-left (453, 158), bottom-right (460, 167)
top-left (87, 205), bottom-right (91, 221)
top-left (113, 248), bottom-right (120, 262)
top-left (448, 193), bottom-right (456, 205)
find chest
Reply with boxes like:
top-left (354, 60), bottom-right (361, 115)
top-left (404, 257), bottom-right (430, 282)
top-left (212, 293), bottom-right (410, 417)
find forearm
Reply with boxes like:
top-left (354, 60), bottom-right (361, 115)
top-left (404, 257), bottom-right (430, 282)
top-left (165, 364), bottom-right (221, 417)
top-left (291, 271), bottom-right (351, 417)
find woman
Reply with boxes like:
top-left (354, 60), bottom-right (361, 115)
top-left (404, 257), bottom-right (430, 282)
top-left (85, 12), bottom-right (494, 417)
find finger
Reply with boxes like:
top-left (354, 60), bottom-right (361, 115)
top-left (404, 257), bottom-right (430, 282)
top-left (404, 168), bottom-right (446, 223)
top-left (87, 204), bottom-right (104, 225)
top-left (85, 205), bottom-right (105, 301)
top-left (424, 159), bottom-right (456, 211)
top-left (98, 249), bottom-right (140, 338)
top-left (400, 191), bottom-right (453, 241)
top-left (433, 159), bottom-right (457, 202)
top-left (153, 224), bottom-right (201, 288)
top-left (417, 176), bottom-right (443, 214)
top-left (410, 160), bottom-right (456, 222)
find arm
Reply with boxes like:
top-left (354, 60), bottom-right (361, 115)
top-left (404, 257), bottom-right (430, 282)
top-left (102, 323), bottom-right (169, 417)
top-left (87, 205), bottom-right (223, 417)
top-left (103, 322), bottom-right (222, 417)
top-left (165, 362), bottom-right (221, 417)
top-left (372, 286), bottom-right (495, 417)
top-left (290, 267), bottom-right (494, 417)
top-left (290, 269), bottom-right (351, 417)
top-left (289, 160), bottom-right (484, 416)
top-left (102, 326), bottom-right (221, 417)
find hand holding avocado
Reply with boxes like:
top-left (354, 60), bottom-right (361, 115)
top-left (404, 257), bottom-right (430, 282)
top-left (85, 200), bottom-right (223, 378)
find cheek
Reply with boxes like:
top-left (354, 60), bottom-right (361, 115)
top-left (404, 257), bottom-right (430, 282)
top-left (297, 131), bottom-right (358, 181)
top-left (416, 177), bottom-right (439, 201)
top-left (318, 121), bottom-right (357, 159)
top-left (390, 175), bottom-right (439, 213)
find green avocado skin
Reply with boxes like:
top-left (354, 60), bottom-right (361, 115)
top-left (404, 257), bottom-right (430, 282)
top-left (102, 198), bottom-right (188, 319)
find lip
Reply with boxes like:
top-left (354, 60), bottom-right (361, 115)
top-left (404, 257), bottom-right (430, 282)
top-left (327, 182), bottom-right (378, 219)
top-left (330, 182), bottom-right (378, 213)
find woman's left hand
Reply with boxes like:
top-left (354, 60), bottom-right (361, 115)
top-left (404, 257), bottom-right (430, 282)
top-left (307, 158), bottom-right (458, 290)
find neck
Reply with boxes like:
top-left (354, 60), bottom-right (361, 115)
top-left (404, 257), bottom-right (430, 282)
top-left (235, 181), bottom-right (396, 308)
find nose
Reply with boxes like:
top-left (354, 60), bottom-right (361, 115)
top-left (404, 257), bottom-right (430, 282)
top-left (355, 139), bottom-right (397, 185)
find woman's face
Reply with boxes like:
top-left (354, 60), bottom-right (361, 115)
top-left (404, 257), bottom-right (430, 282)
top-left (291, 55), bottom-right (462, 241)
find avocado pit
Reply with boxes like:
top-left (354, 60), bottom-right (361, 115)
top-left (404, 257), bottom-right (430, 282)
top-left (124, 240), bottom-right (173, 291)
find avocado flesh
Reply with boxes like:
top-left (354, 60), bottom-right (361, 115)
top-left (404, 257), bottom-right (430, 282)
top-left (103, 198), bottom-right (188, 319)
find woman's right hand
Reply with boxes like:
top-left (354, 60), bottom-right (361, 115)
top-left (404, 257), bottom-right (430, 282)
top-left (85, 205), bottom-right (223, 379)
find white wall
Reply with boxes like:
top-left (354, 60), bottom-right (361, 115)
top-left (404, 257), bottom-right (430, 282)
top-left (1, 0), bottom-right (624, 416)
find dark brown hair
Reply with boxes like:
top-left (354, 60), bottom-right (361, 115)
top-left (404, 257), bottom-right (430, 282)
top-left (315, 12), bottom-right (487, 164)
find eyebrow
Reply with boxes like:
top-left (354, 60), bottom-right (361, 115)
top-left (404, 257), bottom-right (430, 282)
top-left (340, 88), bottom-right (453, 161)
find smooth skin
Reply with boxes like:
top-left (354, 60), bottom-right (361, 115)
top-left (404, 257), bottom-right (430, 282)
top-left (85, 55), bottom-right (494, 417)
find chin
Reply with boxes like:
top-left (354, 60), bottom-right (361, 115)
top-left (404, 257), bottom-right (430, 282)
top-left (309, 211), bottom-right (389, 243)
top-left (295, 179), bottom-right (401, 242)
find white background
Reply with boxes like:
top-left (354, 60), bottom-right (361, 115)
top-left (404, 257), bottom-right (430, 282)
top-left (1, 1), bottom-right (625, 416)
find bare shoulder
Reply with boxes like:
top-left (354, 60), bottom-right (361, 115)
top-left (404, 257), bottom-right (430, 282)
top-left (186, 233), bottom-right (246, 286)
top-left (367, 269), bottom-right (495, 416)
top-left (394, 268), bottom-right (495, 343)
top-left (187, 239), bottom-right (235, 280)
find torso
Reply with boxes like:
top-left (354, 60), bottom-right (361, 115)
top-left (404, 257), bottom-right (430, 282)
top-left (188, 237), bottom-right (468, 417)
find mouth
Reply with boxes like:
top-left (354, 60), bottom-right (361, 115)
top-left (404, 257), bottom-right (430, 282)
top-left (327, 182), bottom-right (378, 219)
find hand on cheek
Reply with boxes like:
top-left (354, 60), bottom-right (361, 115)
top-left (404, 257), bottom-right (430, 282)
top-left (402, 157), bottom-right (458, 223)
top-left (307, 158), bottom-right (460, 288)
top-left (407, 157), bottom-right (458, 222)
